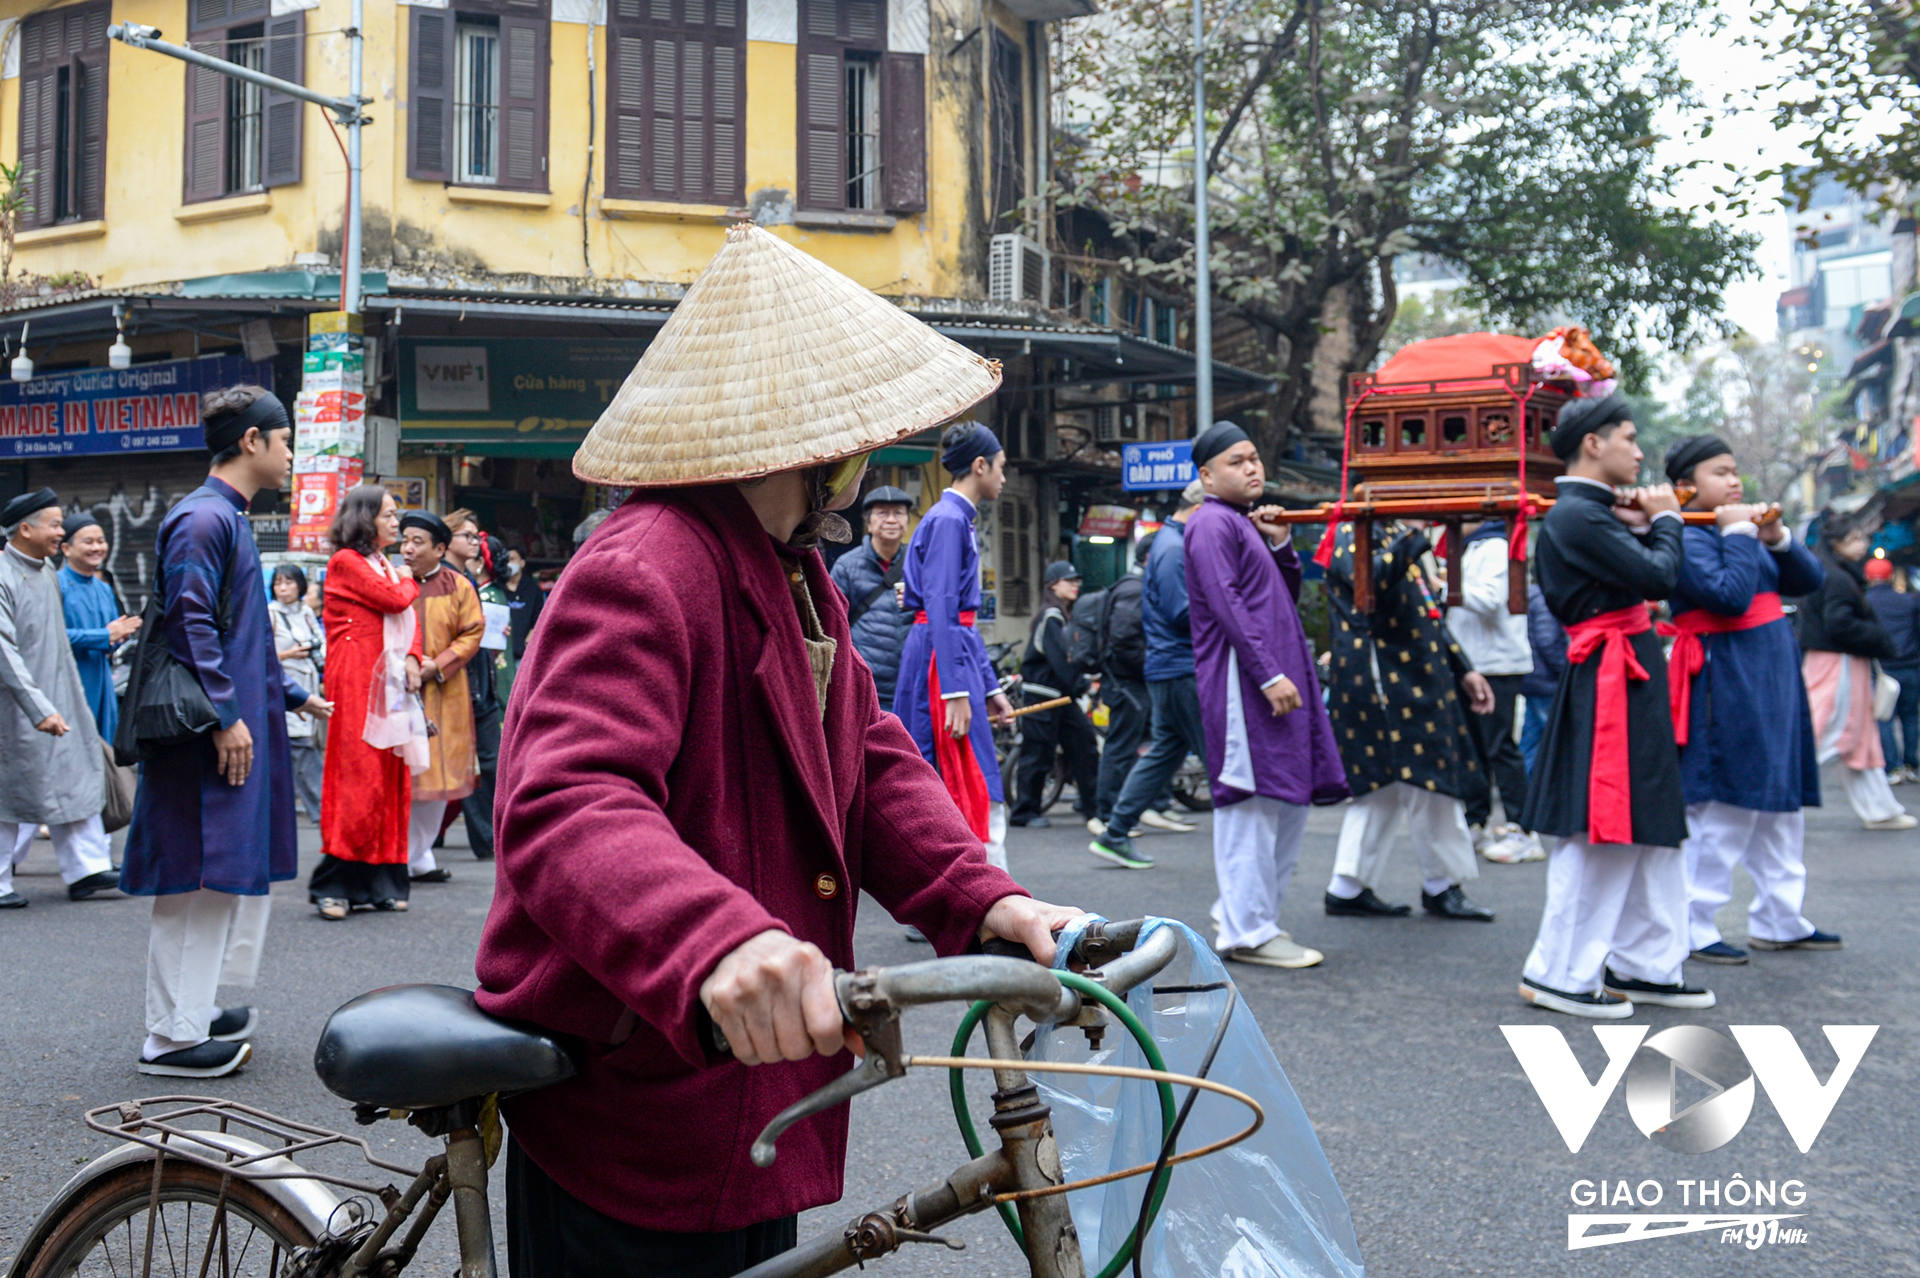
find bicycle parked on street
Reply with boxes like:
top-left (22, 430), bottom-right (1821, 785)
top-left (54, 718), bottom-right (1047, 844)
top-left (6, 920), bottom-right (1259, 1278)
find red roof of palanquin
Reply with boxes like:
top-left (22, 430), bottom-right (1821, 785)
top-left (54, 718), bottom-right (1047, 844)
top-left (1372, 333), bottom-right (1537, 385)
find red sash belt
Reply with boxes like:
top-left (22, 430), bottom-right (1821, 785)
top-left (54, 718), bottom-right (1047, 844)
top-left (915, 609), bottom-right (988, 840)
top-left (1564, 604), bottom-right (1655, 845)
top-left (1655, 592), bottom-right (1784, 747)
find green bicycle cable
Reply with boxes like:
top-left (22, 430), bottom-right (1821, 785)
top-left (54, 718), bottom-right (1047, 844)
top-left (947, 970), bottom-right (1178, 1278)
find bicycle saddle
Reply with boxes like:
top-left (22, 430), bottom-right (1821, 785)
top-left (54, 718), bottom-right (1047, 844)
top-left (314, 984), bottom-right (577, 1111)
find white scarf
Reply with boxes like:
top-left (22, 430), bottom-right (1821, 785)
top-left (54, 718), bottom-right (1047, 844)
top-left (358, 552), bottom-right (431, 774)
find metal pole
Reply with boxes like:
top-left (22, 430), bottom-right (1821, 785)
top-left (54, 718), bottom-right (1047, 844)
top-left (345, 0), bottom-right (365, 315)
top-left (108, 25), bottom-right (359, 116)
top-left (1192, 0), bottom-right (1213, 431)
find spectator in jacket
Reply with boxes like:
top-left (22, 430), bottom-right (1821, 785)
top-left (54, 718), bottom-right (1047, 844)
top-left (1865, 556), bottom-right (1920, 781)
top-left (1518, 581), bottom-right (1566, 783)
top-left (1445, 519), bottom-right (1539, 861)
top-left (1010, 561), bottom-right (1100, 828)
top-left (1800, 515), bottom-right (1912, 828)
top-left (829, 486), bottom-right (916, 707)
top-left (502, 548), bottom-right (543, 660)
top-left (1092, 481), bottom-right (1209, 870)
top-left (1089, 537), bottom-right (1197, 837)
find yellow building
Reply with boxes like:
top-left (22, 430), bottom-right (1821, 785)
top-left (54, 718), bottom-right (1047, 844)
top-left (0, 0), bottom-right (1264, 632)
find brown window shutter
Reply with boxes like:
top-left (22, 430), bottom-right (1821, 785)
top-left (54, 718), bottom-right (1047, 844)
top-left (408, 7), bottom-right (455, 182)
top-left (881, 53), bottom-right (925, 214)
top-left (261, 11), bottom-right (306, 189)
top-left (609, 0), bottom-right (741, 205)
top-left (496, 14), bottom-right (550, 190)
top-left (183, 44), bottom-right (228, 204)
top-left (74, 7), bottom-right (108, 222)
top-left (17, 66), bottom-right (57, 229)
top-left (799, 49), bottom-right (843, 210)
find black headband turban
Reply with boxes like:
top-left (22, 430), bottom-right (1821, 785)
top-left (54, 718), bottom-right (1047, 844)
top-left (941, 422), bottom-right (1004, 475)
top-left (1192, 420), bottom-right (1251, 468)
top-left (61, 511), bottom-right (100, 542)
top-left (1, 487), bottom-right (58, 528)
top-left (1664, 435), bottom-right (1733, 485)
top-left (399, 511), bottom-right (453, 547)
top-left (1550, 393), bottom-right (1633, 461)
top-left (205, 392), bottom-right (290, 454)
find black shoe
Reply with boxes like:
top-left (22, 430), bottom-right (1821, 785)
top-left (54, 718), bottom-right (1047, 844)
top-left (1323, 887), bottom-right (1411, 917)
top-left (473, 849), bottom-right (495, 861)
top-left (1748, 929), bottom-right (1843, 951)
top-left (1689, 941), bottom-right (1750, 964)
top-left (1421, 885), bottom-right (1495, 922)
top-left (0, 891), bottom-right (26, 909)
top-left (209, 1007), bottom-right (257, 1042)
top-left (1519, 977), bottom-right (1634, 1019)
top-left (1602, 967), bottom-right (1716, 1009)
top-left (68, 869), bottom-right (121, 901)
top-left (137, 1039), bottom-right (252, 1078)
top-left (1088, 834), bottom-right (1155, 869)
top-left (1009, 815), bottom-right (1052, 828)
top-left (409, 868), bottom-right (453, 884)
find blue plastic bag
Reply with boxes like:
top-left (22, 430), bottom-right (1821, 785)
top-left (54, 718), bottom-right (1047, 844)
top-left (1031, 916), bottom-right (1365, 1278)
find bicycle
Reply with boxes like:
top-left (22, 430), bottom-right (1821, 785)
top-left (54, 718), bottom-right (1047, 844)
top-left (5, 920), bottom-right (1260, 1278)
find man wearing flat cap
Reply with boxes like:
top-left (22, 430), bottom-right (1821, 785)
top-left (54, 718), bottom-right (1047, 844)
top-left (0, 488), bottom-right (117, 910)
top-left (398, 509), bottom-right (485, 886)
top-left (1662, 436), bottom-right (1840, 965)
top-left (476, 224), bottom-right (1075, 1274)
top-left (1516, 392), bottom-right (1715, 1019)
top-left (1010, 559), bottom-right (1100, 829)
top-left (121, 385), bottom-right (332, 1077)
top-left (1180, 421), bottom-right (1349, 970)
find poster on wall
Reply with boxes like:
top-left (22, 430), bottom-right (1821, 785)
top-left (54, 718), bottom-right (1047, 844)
top-left (0, 355), bottom-right (273, 459)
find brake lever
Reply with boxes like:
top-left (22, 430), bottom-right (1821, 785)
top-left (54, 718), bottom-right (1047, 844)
top-left (747, 970), bottom-right (908, 1168)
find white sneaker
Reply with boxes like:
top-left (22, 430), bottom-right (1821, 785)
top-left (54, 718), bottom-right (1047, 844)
top-left (1863, 812), bottom-right (1918, 830)
top-left (1519, 831), bottom-right (1547, 861)
top-left (1086, 816), bottom-right (1106, 836)
top-left (1139, 809), bottom-right (1197, 833)
top-left (1223, 932), bottom-right (1324, 969)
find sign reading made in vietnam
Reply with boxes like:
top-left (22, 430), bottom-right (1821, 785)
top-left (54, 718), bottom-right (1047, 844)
top-left (0, 355), bottom-right (274, 459)
top-left (400, 338), bottom-right (646, 453)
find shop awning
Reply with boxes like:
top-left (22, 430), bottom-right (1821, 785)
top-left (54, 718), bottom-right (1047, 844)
top-left (926, 322), bottom-right (1278, 395)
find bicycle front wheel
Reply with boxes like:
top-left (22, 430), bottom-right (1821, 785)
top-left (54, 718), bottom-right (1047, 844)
top-left (23, 1158), bottom-right (316, 1278)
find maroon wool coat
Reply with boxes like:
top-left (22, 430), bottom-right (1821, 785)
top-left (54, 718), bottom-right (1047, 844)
top-left (474, 486), bottom-right (1025, 1232)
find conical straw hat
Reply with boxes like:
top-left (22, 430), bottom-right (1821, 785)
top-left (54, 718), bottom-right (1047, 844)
top-left (574, 223), bottom-right (1003, 487)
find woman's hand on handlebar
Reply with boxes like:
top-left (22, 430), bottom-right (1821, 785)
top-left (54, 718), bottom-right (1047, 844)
top-left (700, 930), bottom-right (862, 1066)
top-left (980, 896), bottom-right (1083, 967)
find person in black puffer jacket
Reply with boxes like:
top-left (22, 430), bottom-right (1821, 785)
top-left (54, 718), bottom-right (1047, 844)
top-left (1092, 539), bottom-right (1154, 833)
top-left (830, 486), bottom-right (917, 708)
top-left (1798, 513), bottom-right (1913, 828)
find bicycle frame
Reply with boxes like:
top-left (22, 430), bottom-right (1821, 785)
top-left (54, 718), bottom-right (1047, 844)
top-left (738, 923), bottom-right (1181, 1278)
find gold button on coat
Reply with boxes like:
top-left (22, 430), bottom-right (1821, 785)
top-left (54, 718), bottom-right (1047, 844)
top-left (814, 873), bottom-right (839, 899)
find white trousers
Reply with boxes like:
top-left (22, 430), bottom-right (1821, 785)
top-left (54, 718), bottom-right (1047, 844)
top-left (409, 800), bottom-right (449, 875)
top-left (1684, 802), bottom-right (1813, 948)
top-left (147, 888), bottom-right (271, 1047)
top-left (984, 801), bottom-right (1008, 872)
top-left (1840, 766), bottom-right (1905, 823)
top-left (1523, 837), bottom-right (1688, 994)
top-left (0, 815), bottom-right (112, 894)
top-left (1212, 795), bottom-right (1310, 951)
top-left (1329, 784), bottom-right (1478, 894)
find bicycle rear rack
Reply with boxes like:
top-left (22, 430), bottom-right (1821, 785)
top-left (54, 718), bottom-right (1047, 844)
top-left (84, 1096), bottom-right (420, 1201)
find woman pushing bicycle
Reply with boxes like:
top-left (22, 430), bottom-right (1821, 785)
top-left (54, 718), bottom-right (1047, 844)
top-left (473, 224), bottom-right (1082, 1276)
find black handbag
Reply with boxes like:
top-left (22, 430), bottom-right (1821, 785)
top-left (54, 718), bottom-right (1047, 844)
top-left (112, 504), bottom-right (241, 766)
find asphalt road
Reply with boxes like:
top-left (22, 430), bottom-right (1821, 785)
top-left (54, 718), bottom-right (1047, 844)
top-left (1, 767), bottom-right (1915, 1277)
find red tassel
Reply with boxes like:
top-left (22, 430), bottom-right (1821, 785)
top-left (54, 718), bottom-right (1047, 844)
top-left (1312, 504), bottom-right (1344, 569)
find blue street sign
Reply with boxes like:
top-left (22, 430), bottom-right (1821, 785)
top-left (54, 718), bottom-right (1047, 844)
top-left (0, 354), bottom-right (273, 460)
top-left (1122, 440), bottom-right (1194, 491)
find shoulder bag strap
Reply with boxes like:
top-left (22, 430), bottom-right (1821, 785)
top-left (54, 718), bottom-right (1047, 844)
top-left (847, 555), bottom-right (905, 627)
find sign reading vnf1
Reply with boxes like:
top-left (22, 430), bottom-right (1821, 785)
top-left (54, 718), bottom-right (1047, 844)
top-left (0, 355), bottom-right (274, 460)
top-left (401, 337), bottom-right (645, 452)
top-left (1122, 440), bottom-right (1194, 491)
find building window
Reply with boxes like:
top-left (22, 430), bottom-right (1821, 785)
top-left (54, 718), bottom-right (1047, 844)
top-left (798, 0), bottom-right (925, 214)
top-left (410, 0), bottom-right (550, 191)
top-left (185, 1), bottom-right (304, 204)
top-left (989, 28), bottom-right (1025, 226)
top-left (17, 3), bottom-right (110, 227)
top-left (455, 21), bottom-right (502, 185)
top-left (605, 0), bottom-right (744, 206)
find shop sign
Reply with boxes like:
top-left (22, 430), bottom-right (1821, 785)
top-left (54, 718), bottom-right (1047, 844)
top-left (0, 355), bottom-right (274, 460)
top-left (1078, 504), bottom-right (1136, 538)
top-left (400, 337), bottom-right (644, 445)
top-left (1121, 440), bottom-right (1194, 491)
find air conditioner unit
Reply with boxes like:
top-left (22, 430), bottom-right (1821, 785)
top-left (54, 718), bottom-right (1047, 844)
top-left (989, 233), bottom-right (1050, 306)
top-left (1094, 404), bottom-right (1137, 443)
